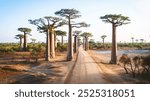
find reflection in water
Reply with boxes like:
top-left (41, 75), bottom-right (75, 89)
top-left (96, 50), bottom-right (150, 54)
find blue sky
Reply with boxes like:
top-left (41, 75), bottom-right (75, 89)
top-left (0, 0), bottom-right (150, 43)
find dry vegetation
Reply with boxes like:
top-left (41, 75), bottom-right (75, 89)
top-left (0, 50), bottom-right (76, 84)
top-left (88, 50), bottom-right (150, 84)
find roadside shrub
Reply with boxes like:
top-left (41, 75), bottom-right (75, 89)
top-left (56, 44), bottom-right (67, 52)
top-left (28, 44), bottom-right (45, 52)
top-left (135, 44), bottom-right (142, 49)
top-left (119, 54), bottom-right (150, 77)
top-left (119, 54), bottom-right (132, 74)
top-left (141, 55), bottom-right (150, 73)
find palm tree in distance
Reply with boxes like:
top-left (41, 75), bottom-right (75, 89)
top-left (15, 34), bottom-right (24, 50)
top-left (100, 14), bottom-right (130, 64)
top-left (55, 8), bottom-right (89, 61)
top-left (81, 32), bottom-right (93, 51)
top-left (18, 28), bottom-right (32, 51)
top-left (101, 35), bottom-right (107, 48)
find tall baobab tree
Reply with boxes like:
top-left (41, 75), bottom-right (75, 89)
top-left (55, 8), bottom-right (89, 61)
top-left (135, 39), bottom-right (138, 43)
top-left (81, 32), bottom-right (93, 51)
top-left (55, 30), bottom-right (67, 46)
top-left (15, 34), bottom-right (24, 50)
top-left (18, 28), bottom-right (32, 51)
top-left (140, 39), bottom-right (144, 43)
top-left (29, 16), bottom-right (65, 61)
top-left (73, 30), bottom-right (81, 53)
top-left (131, 37), bottom-right (134, 43)
top-left (30, 38), bottom-right (36, 43)
top-left (89, 39), bottom-right (95, 49)
top-left (100, 14), bottom-right (130, 64)
top-left (101, 35), bottom-right (107, 48)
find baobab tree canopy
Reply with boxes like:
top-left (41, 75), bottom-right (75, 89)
top-left (73, 31), bottom-right (82, 36)
top-left (55, 30), bottom-right (67, 36)
top-left (55, 9), bottom-right (81, 19)
top-left (18, 27), bottom-right (32, 34)
top-left (55, 9), bottom-right (89, 28)
top-left (28, 16), bottom-right (66, 33)
top-left (81, 32), bottom-right (93, 38)
top-left (100, 14), bottom-right (130, 27)
top-left (101, 35), bottom-right (107, 39)
top-left (15, 34), bottom-right (24, 39)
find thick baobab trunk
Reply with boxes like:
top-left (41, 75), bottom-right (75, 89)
top-left (67, 19), bottom-right (73, 61)
top-left (102, 38), bottom-right (105, 47)
top-left (46, 29), bottom-right (50, 61)
top-left (110, 24), bottom-right (117, 64)
top-left (20, 38), bottom-right (23, 50)
top-left (62, 36), bottom-right (64, 46)
top-left (23, 33), bottom-right (27, 51)
top-left (54, 33), bottom-right (57, 48)
top-left (78, 38), bottom-right (80, 47)
top-left (85, 37), bottom-right (87, 51)
top-left (83, 38), bottom-right (85, 50)
top-left (132, 38), bottom-right (134, 43)
top-left (74, 36), bottom-right (78, 53)
top-left (50, 28), bottom-right (55, 58)
top-left (85, 37), bottom-right (89, 51)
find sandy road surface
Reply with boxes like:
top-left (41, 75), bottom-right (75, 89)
top-left (66, 47), bottom-right (110, 84)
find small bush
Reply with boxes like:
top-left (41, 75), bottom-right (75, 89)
top-left (56, 44), bottom-right (67, 52)
top-left (141, 55), bottom-right (150, 72)
top-left (119, 54), bottom-right (150, 77)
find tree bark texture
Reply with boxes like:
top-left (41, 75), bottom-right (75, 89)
top-left (83, 38), bottom-right (85, 50)
top-left (74, 36), bottom-right (78, 53)
top-left (23, 33), bottom-right (27, 51)
top-left (85, 37), bottom-right (89, 51)
top-left (50, 28), bottom-right (55, 58)
top-left (20, 38), bottom-right (23, 50)
top-left (46, 29), bottom-right (50, 61)
top-left (62, 36), bottom-right (64, 46)
top-left (110, 24), bottom-right (117, 64)
top-left (67, 18), bottom-right (73, 61)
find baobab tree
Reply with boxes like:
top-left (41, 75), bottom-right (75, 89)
top-left (101, 35), bottom-right (107, 48)
top-left (30, 38), bottom-right (36, 43)
top-left (55, 30), bottom-right (67, 46)
top-left (140, 39), bottom-right (144, 43)
top-left (29, 16), bottom-right (65, 61)
top-left (89, 39), bottom-right (95, 49)
top-left (18, 28), bottom-right (32, 51)
top-left (131, 37), bottom-right (134, 43)
top-left (15, 34), bottom-right (24, 50)
top-left (135, 39), bottom-right (138, 43)
top-left (100, 14), bottom-right (130, 64)
top-left (55, 8), bottom-right (89, 61)
top-left (73, 31), bottom-right (81, 53)
top-left (81, 32), bottom-right (93, 51)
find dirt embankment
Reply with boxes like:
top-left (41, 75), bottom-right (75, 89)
top-left (0, 52), bottom-right (77, 84)
top-left (88, 50), bottom-right (150, 84)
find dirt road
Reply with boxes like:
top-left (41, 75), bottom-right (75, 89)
top-left (66, 47), bottom-right (110, 84)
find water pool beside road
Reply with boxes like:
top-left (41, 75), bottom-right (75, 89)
top-left (96, 50), bottom-right (150, 55)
